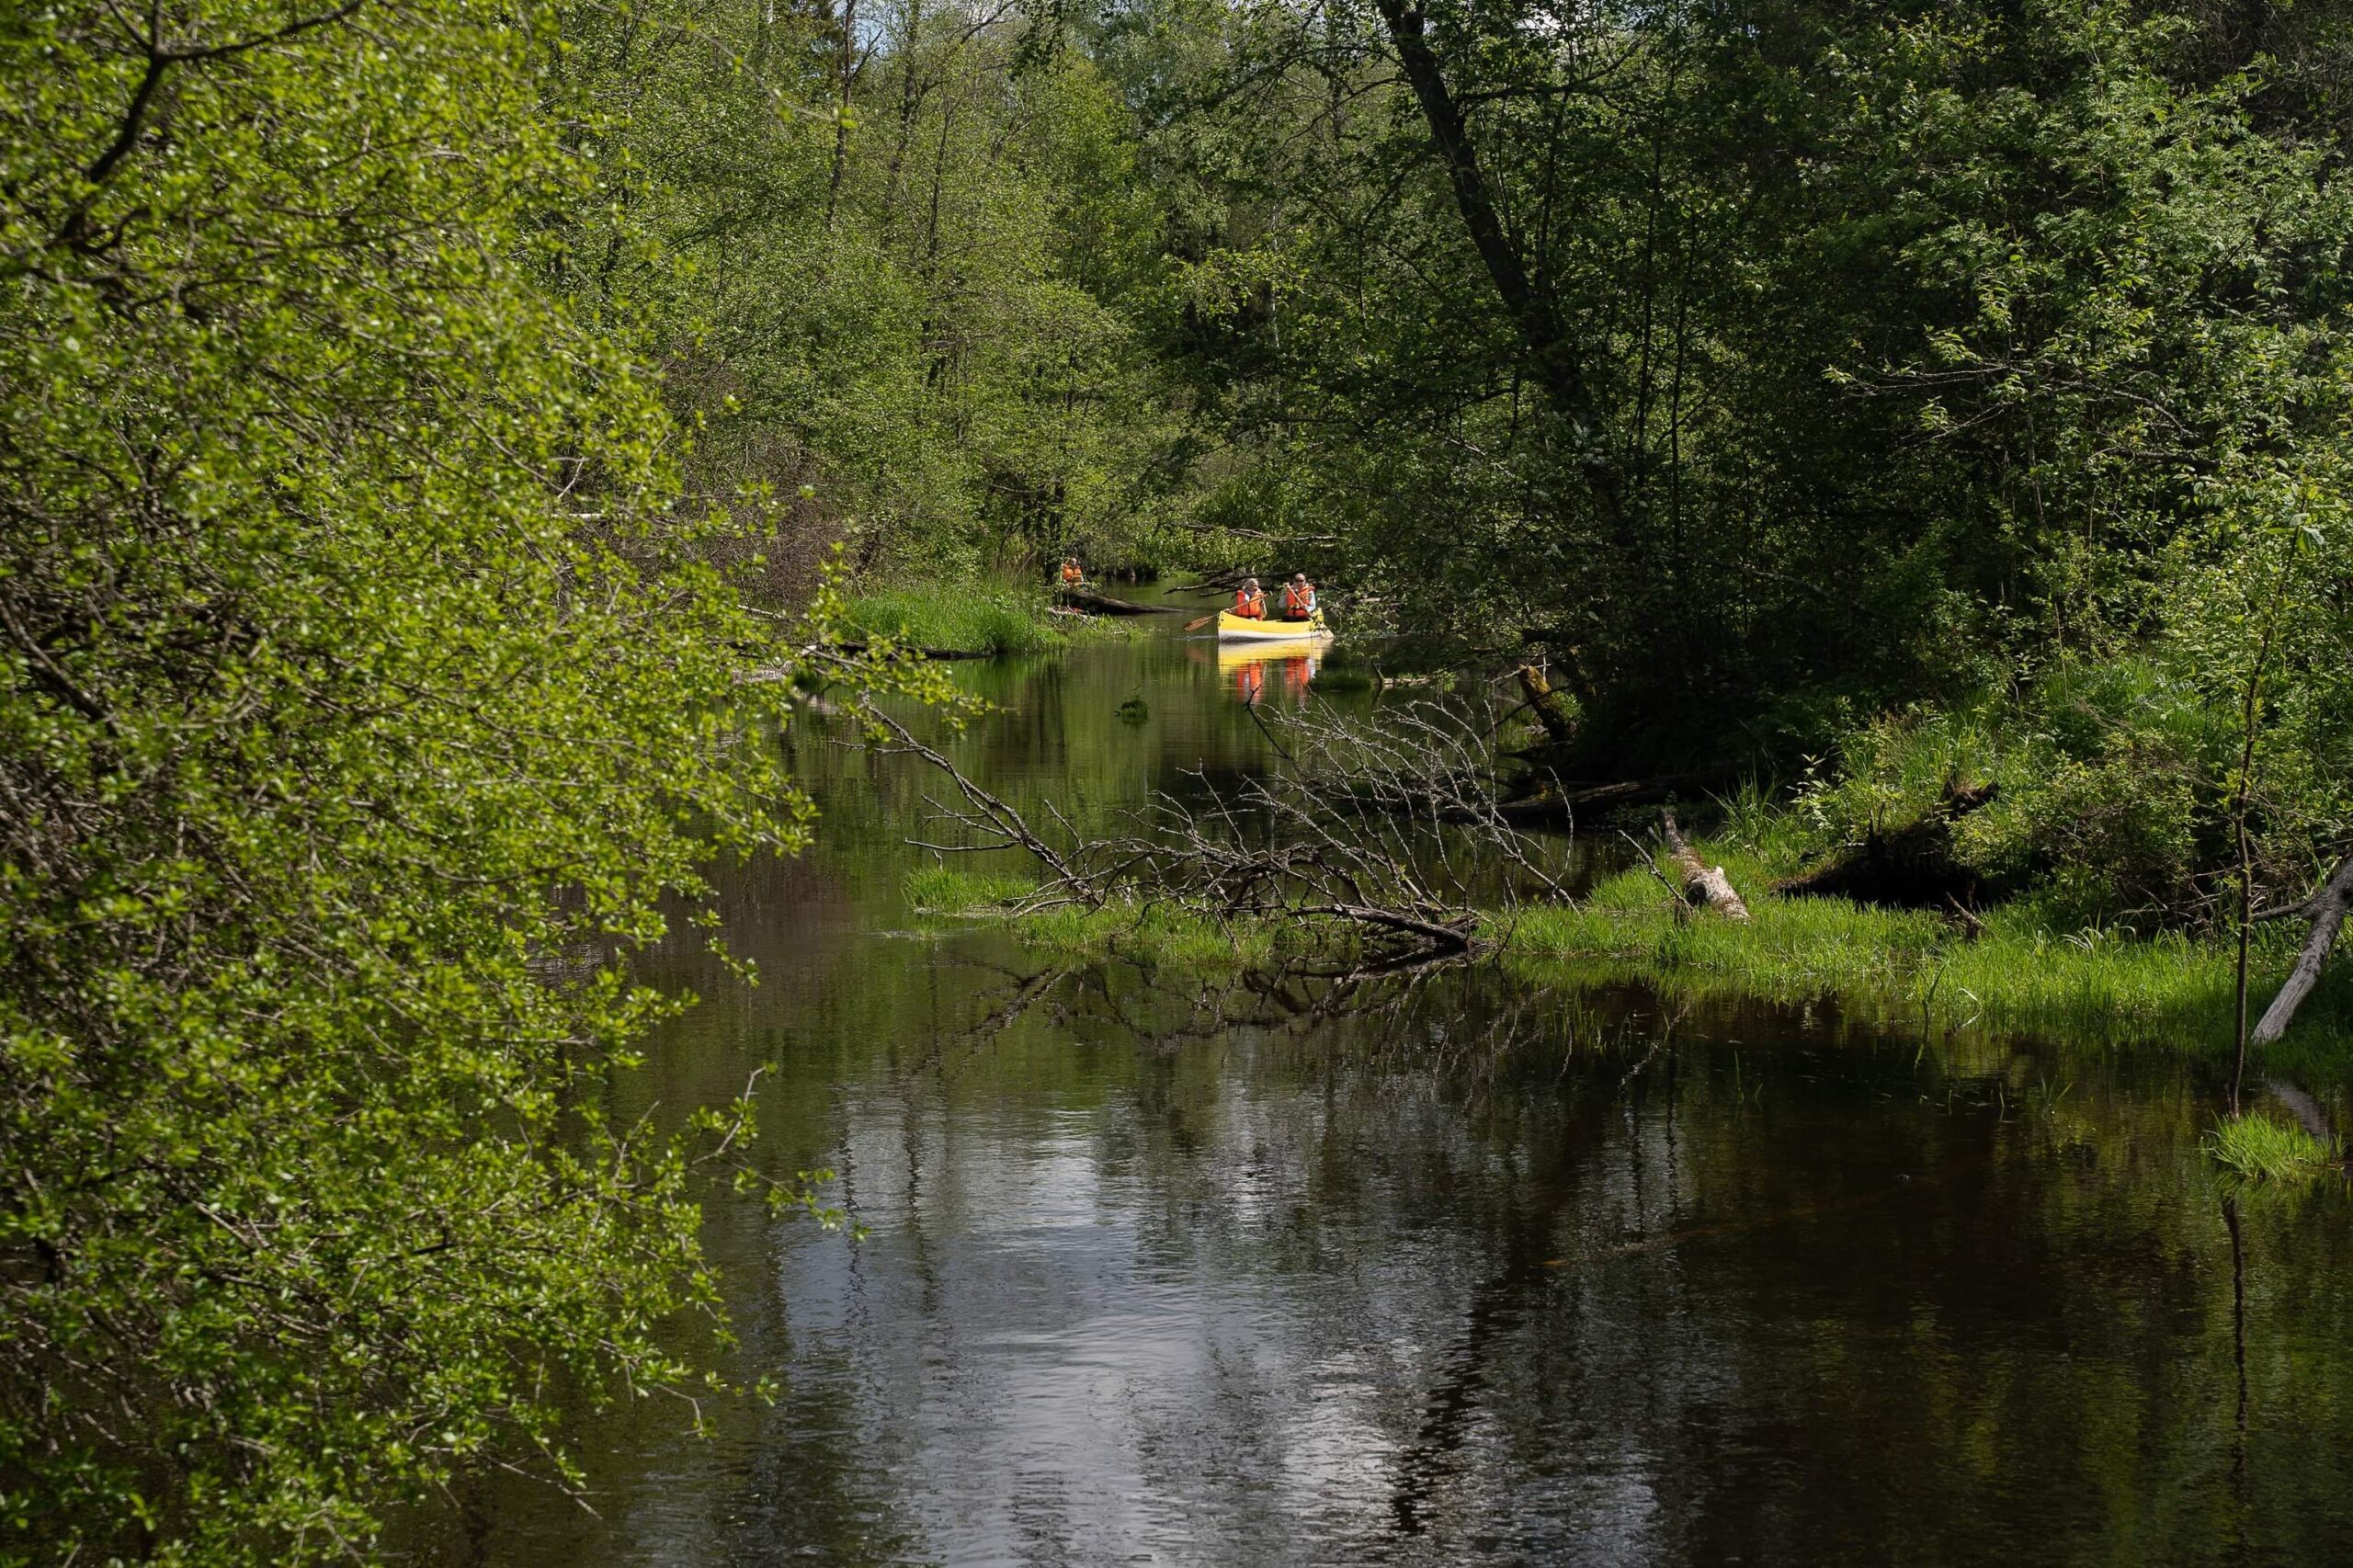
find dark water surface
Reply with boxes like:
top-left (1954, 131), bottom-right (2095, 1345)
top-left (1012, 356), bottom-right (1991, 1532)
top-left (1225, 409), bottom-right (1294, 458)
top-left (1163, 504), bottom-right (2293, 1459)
top-left (431, 604), bottom-right (2353, 1567)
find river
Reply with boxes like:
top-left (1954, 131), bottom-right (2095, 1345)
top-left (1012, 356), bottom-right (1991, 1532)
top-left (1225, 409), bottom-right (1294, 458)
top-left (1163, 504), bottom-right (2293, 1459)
top-left (426, 600), bottom-right (2353, 1566)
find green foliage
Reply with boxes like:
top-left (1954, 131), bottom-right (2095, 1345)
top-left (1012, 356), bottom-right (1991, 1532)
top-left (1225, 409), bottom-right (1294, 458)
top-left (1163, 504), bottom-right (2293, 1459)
top-left (1094, 0), bottom-right (2353, 856)
top-left (2205, 1115), bottom-right (2344, 1182)
top-left (1783, 665), bottom-right (2234, 925)
top-left (553, 0), bottom-right (1199, 582)
top-left (0, 6), bottom-right (944, 1561)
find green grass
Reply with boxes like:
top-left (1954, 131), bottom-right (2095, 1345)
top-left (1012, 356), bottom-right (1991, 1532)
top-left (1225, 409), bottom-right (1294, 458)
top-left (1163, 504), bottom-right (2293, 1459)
top-left (903, 865), bottom-right (1040, 914)
top-left (1020, 903), bottom-right (1281, 970)
top-left (841, 581), bottom-right (1061, 657)
top-left (902, 867), bottom-right (1279, 969)
top-left (1493, 842), bottom-right (2353, 1063)
top-left (2205, 1115), bottom-right (2342, 1181)
top-left (904, 838), bottom-right (2353, 1070)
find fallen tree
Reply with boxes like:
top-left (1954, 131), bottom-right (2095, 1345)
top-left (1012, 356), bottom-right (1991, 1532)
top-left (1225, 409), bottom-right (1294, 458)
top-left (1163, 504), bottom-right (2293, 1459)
top-left (2251, 852), bottom-right (2353, 1045)
top-left (865, 693), bottom-right (1576, 971)
top-left (1057, 585), bottom-right (1182, 616)
top-left (1662, 808), bottom-right (1750, 920)
top-left (1495, 770), bottom-right (1729, 825)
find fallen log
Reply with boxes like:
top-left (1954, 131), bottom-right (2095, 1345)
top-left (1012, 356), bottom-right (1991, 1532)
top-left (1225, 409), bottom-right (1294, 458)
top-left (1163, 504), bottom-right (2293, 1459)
top-left (827, 639), bottom-right (996, 661)
top-left (1058, 585), bottom-right (1182, 617)
top-left (2251, 852), bottom-right (2353, 1045)
top-left (1494, 770), bottom-right (1729, 825)
top-left (1662, 807), bottom-right (1749, 920)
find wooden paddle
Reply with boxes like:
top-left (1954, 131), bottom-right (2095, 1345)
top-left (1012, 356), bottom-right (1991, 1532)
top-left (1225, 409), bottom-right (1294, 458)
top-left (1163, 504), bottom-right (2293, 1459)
top-left (1183, 613), bottom-right (1216, 631)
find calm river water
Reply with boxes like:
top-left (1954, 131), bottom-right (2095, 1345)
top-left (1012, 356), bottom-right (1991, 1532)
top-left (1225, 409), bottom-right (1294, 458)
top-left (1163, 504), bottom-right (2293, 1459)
top-left (428, 598), bottom-right (2353, 1567)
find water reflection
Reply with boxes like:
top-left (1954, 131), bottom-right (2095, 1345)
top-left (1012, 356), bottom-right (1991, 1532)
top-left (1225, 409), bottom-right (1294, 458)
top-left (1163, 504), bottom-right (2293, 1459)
top-left (1200, 638), bottom-right (1322, 707)
top-left (420, 609), bottom-right (2353, 1568)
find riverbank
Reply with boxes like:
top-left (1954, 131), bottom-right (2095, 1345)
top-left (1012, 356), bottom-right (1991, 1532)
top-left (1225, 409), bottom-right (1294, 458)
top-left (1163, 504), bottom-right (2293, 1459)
top-left (904, 847), bottom-right (2353, 1083)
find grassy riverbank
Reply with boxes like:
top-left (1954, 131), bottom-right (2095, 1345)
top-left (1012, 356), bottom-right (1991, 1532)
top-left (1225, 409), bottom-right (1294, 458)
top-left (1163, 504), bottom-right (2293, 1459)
top-left (842, 580), bottom-right (1111, 656)
top-left (1504, 860), bottom-right (2353, 1080)
top-left (904, 853), bottom-right (2353, 1077)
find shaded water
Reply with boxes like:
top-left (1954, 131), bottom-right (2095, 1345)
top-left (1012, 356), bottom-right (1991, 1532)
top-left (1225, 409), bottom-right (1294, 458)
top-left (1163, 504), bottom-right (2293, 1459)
top-left (432, 605), bottom-right (2353, 1567)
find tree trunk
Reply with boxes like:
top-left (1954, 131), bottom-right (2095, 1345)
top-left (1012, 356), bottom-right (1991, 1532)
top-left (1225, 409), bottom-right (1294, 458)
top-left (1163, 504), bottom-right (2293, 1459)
top-left (1514, 664), bottom-right (1574, 748)
top-left (1494, 769), bottom-right (1726, 825)
top-left (1663, 808), bottom-right (1748, 920)
top-left (2251, 852), bottom-right (2353, 1045)
top-left (825, 0), bottom-right (859, 232)
top-left (1369, 0), bottom-right (1621, 523)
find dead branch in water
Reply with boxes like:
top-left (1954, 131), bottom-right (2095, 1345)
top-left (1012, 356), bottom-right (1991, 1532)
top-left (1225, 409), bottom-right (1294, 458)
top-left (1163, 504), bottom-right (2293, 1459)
top-left (867, 693), bottom-right (1574, 970)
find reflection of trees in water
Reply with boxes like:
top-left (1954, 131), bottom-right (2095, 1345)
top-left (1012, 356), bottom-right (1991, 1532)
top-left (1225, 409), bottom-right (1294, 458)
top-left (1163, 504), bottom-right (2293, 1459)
top-left (902, 950), bottom-right (2353, 1563)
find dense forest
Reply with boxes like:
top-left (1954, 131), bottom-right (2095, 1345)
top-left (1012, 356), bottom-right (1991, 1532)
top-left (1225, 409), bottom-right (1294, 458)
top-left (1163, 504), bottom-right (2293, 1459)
top-left (5, 0), bottom-right (2351, 1559)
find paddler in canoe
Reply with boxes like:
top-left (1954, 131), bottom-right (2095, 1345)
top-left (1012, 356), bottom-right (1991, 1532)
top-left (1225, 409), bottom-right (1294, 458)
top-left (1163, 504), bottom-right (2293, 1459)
top-left (1213, 573), bottom-right (1328, 641)
top-left (1057, 556), bottom-right (1085, 587)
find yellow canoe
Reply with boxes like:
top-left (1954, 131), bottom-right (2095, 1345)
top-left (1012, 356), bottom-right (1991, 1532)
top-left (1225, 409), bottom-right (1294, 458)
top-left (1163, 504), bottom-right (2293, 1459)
top-left (1216, 609), bottom-right (1330, 642)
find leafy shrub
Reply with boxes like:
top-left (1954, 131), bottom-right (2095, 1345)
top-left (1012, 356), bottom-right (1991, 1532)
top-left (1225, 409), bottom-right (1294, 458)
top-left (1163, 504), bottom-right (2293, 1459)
top-left (1791, 656), bottom-right (2248, 926)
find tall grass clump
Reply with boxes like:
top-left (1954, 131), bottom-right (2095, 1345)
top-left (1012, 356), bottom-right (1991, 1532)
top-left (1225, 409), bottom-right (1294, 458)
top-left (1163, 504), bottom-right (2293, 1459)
top-left (904, 865), bottom-right (1038, 914)
top-left (901, 869), bottom-right (1279, 968)
top-left (2205, 1115), bottom-right (2342, 1181)
top-left (844, 581), bottom-right (1059, 656)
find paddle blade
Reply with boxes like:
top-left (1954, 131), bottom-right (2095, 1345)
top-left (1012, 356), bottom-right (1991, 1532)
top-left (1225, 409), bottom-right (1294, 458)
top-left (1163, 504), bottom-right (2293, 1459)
top-left (1184, 614), bottom-right (1214, 631)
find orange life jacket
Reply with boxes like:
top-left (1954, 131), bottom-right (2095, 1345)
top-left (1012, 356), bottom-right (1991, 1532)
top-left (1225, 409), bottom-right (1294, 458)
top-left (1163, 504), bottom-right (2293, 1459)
top-left (1060, 562), bottom-right (1083, 585)
top-left (1233, 588), bottom-right (1266, 619)
top-left (1280, 581), bottom-right (1315, 615)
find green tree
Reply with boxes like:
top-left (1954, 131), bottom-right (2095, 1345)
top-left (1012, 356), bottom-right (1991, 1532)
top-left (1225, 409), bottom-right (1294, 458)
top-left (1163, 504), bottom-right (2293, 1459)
top-left (0, 3), bottom-right (926, 1559)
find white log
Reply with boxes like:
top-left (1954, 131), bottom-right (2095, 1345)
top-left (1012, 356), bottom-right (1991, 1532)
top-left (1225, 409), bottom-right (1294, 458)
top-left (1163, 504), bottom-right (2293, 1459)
top-left (2252, 853), bottom-right (2353, 1045)
top-left (1662, 808), bottom-right (1750, 921)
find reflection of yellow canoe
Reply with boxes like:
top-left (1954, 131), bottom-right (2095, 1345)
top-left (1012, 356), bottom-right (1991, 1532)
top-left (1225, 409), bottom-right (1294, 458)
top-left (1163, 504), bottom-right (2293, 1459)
top-left (1216, 609), bottom-right (1330, 642)
top-left (1215, 640), bottom-right (1324, 674)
